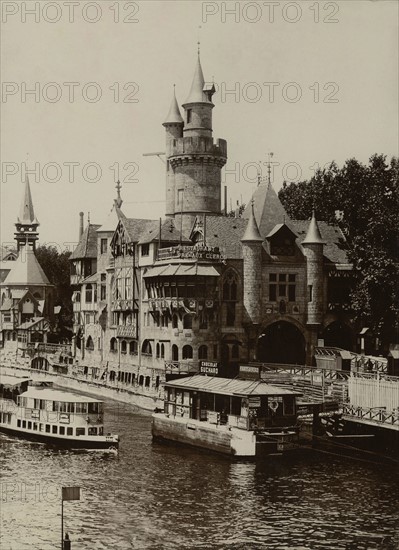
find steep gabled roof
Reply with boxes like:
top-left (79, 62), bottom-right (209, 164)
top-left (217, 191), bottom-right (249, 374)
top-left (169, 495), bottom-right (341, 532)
top-left (70, 224), bottom-right (101, 259)
top-left (120, 217), bottom-right (157, 243)
top-left (2, 249), bottom-right (51, 286)
top-left (242, 181), bottom-right (291, 238)
top-left (138, 219), bottom-right (191, 245)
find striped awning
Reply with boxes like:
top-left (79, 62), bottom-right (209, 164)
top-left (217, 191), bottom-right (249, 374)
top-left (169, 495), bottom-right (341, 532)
top-left (144, 264), bottom-right (220, 278)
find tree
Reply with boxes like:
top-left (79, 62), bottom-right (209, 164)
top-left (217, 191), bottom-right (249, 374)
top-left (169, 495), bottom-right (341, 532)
top-left (278, 154), bottom-right (399, 350)
top-left (35, 245), bottom-right (73, 339)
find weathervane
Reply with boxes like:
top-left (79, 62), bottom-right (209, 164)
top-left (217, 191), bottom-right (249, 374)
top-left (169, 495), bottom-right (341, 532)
top-left (267, 152), bottom-right (274, 185)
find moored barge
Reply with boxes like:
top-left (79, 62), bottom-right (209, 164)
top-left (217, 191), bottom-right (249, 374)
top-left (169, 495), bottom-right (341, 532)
top-left (152, 375), bottom-right (302, 457)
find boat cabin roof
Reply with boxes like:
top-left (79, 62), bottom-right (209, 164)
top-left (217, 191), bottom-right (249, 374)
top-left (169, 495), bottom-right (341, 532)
top-left (0, 375), bottom-right (31, 388)
top-left (21, 387), bottom-right (102, 403)
top-left (164, 375), bottom-right (302, 398)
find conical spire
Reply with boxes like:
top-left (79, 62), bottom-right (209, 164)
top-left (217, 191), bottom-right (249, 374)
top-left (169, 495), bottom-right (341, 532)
top-left (18, 176), bottom-right (38, 225)
top-left (163, 87), bottom-right (184, 125)
top-left (242, 201), bottom-right (263, 242)
top-left (302, 211), bottom-right (325, 245)
top-left (184, 55), bottom-right (211, 105)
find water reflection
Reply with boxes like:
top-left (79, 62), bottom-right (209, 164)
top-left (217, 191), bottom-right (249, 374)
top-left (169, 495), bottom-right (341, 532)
top-left (0, 399), bottom-right (398, 549)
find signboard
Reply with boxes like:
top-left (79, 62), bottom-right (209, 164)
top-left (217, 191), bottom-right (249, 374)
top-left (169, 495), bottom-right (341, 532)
top-left (239, 365), bottom-right (261, 380)
top-left (62, 487), bottom-right (80, 501)
top-left (199, 361), bottom-right (219, 376)
top-left (248, 396), bottom-right (261, 408)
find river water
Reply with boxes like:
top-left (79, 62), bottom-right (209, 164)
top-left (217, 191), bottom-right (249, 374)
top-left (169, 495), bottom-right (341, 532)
top-left (0, 397), bottom-right (398, 550)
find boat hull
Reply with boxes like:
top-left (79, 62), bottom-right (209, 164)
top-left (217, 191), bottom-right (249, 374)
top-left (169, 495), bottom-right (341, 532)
top-left (0, 424), bottom-right (119, 452)
top-left (152, 414), bottom-right (298, 457)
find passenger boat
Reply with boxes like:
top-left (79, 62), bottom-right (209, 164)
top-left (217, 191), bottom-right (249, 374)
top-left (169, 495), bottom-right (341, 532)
top-left (0, 375), bottom-right (119, 452)
top-left (152, 374), bottom-right (302, 457)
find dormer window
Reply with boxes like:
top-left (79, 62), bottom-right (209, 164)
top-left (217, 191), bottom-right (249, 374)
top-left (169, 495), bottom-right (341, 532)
top-left (266, 224), bottom-right (297, 256)
top-left (141, 244), bottom-right (150, 257)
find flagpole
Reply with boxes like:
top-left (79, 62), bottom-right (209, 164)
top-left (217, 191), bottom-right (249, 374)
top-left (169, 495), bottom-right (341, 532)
top-left (61, 497), bottom-right (64, 550)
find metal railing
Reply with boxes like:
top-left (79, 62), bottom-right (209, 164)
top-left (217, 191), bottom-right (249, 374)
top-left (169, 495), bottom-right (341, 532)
top-left (342, 403), bottom-right (399, 427)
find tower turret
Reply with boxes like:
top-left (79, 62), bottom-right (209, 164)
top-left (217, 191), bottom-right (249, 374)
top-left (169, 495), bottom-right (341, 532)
top-left (302, 211), bottom-right (325, 325)
top-left (14, 176), bottom-right (39, 252)
top-left (163, 87), bottom-right (184, 217)
top-left (241, 201), bottom-right (263, 325)
top-left (165, 54), bottom-right (227, 235)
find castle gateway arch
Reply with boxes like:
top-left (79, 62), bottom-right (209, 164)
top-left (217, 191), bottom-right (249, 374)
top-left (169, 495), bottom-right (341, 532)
top-left (257, 321), bottom-right (306, 365)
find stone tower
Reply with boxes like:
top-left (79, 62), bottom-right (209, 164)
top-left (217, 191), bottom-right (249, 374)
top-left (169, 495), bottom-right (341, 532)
top-left (14, 176), bottom-right (39, 252)
top-left (164, 55), bottom-right (227, 236)
top-left (241, 201), bottom-right (263, 325)
top-left (302, 211), bottom-right (325, 325)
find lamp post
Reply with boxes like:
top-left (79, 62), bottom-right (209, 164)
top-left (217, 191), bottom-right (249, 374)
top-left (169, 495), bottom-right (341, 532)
top-left (61, 486), bottom-right (80, 549)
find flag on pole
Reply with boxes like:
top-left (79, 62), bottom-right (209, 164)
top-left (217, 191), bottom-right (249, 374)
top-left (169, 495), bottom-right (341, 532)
top-left (62, 487), bottom-right (81, 501)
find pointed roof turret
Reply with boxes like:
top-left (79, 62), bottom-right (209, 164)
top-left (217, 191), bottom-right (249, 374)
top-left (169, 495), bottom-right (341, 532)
top-left (18, 176), bottom-right (38, 225)
top-left (163, 87), bottom-right (184, 125)
top-left (302, 211), bottom-right (325, 245)
top-left (183, 55), bottom-right (212, 105)
top-left (241, 201), bottom-right (263, 242)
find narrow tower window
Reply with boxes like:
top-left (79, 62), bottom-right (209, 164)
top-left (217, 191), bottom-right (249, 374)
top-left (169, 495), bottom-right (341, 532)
top-left (187, 109), bottom-right (192, 123)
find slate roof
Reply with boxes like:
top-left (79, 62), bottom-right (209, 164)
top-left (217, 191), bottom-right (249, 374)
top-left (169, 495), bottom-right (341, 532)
top-left (120, 217), bottom-right (157, 243)
top-left (70, 224), bottom-right (101, 259)
top-left (242, 181), bottom-right (291, 237)
top-left (138, 219), bottom-right (191, 245)
top-left (204, 216), bottom-right (248, 259)
top-left (294, 220), bottom-right (349, 264)
top-left (2, 249), bottom-right (51, 286)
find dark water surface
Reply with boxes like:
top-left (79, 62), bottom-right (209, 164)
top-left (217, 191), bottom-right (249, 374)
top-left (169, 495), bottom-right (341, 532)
top-left (1, 398), bottom-right (398, 549)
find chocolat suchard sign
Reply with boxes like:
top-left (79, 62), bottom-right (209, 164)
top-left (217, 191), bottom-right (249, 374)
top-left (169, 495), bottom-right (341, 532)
top-left (199, 361), bottom-right (219, 376)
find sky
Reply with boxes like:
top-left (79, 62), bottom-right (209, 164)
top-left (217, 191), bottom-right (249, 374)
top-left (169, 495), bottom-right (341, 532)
top-left (1, 0), bottom-right (398, 250)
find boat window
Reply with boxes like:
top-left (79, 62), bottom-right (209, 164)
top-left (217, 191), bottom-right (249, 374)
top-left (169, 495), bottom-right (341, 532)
top-left (231, 397), bottom-right (241, 416)
top-left (33, 423), bottom-right (38, 431)
top-left (52, 425), bottom-right (58, 434)
top-left (17, 419), bottom-right (21, 428)
top-left (283, 397), bottom-right (294, 416)
top-left (28, 421), bottom-right (32, 430)
top-left (75, 403), bottom-right (88, 414)
top-left (39, 424), bottom-right (44, 432)
top-left (59, 402), bottom-right (68, 413)
top-left (98, 427), bottom-right (103, 435)
top-left (67, 402), bottom-right (75, 413)
top-left (45, 424), bottom-right (50, 433)
top-left (76, 427), bottom-right (85, 436)
top-left (22, 420), bottom-right (27, 428)
top-left (59, 426), bottom-right (65, 435)
top-left (88, 402), bottom-right (99, 414)
top-left (67, 427), bottom-right (73, 436)
top-left (88, 427), bottom-right (97, 435)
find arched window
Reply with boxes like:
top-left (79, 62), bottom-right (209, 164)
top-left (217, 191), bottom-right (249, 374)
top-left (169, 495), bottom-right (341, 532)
top-left (85, 284), bottom-right (93, 303)
top-left (142, 339), bottom-right (152, 355)
top-left (139, 375), bottom-right (144, 386)
top-left (110, 337), bottom-right (117, 352)
top-left (160, 343), bottom-right (165, 359)
top-left (145, 376), bottom-right (151, 388)
top-left (155, 376), bottom-right (160, 390)
top-left (222, 269), bottom-right (239, 301)
top-left (129, 341), bottom-right (137, 355)
top-left (183, 315), bottom-right (192, 330)
top-left (121, 340), bottom-right (127, 354)
top-left (172, 344), bottom-right (179, 361)
top-left (86, 336), bottom-right (94, 350)
top-left (182, 345), bottom-right (193, 360)
top-left (172, 314), bottom-right (179, 329)
top-left (131, 373), bottom-right (136, 385)
top-left (198, 345), bottom-right (208, 360)
top-left (156, 343), bottom-right (160, 358)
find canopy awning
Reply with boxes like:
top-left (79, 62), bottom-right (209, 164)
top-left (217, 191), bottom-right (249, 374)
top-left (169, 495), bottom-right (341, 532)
top-left (144, 264), bottom-right (220, 278)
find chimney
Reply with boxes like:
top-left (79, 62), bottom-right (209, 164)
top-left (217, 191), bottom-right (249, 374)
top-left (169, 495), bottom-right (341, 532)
top-left (79, 212), bottom-right (84, 240)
